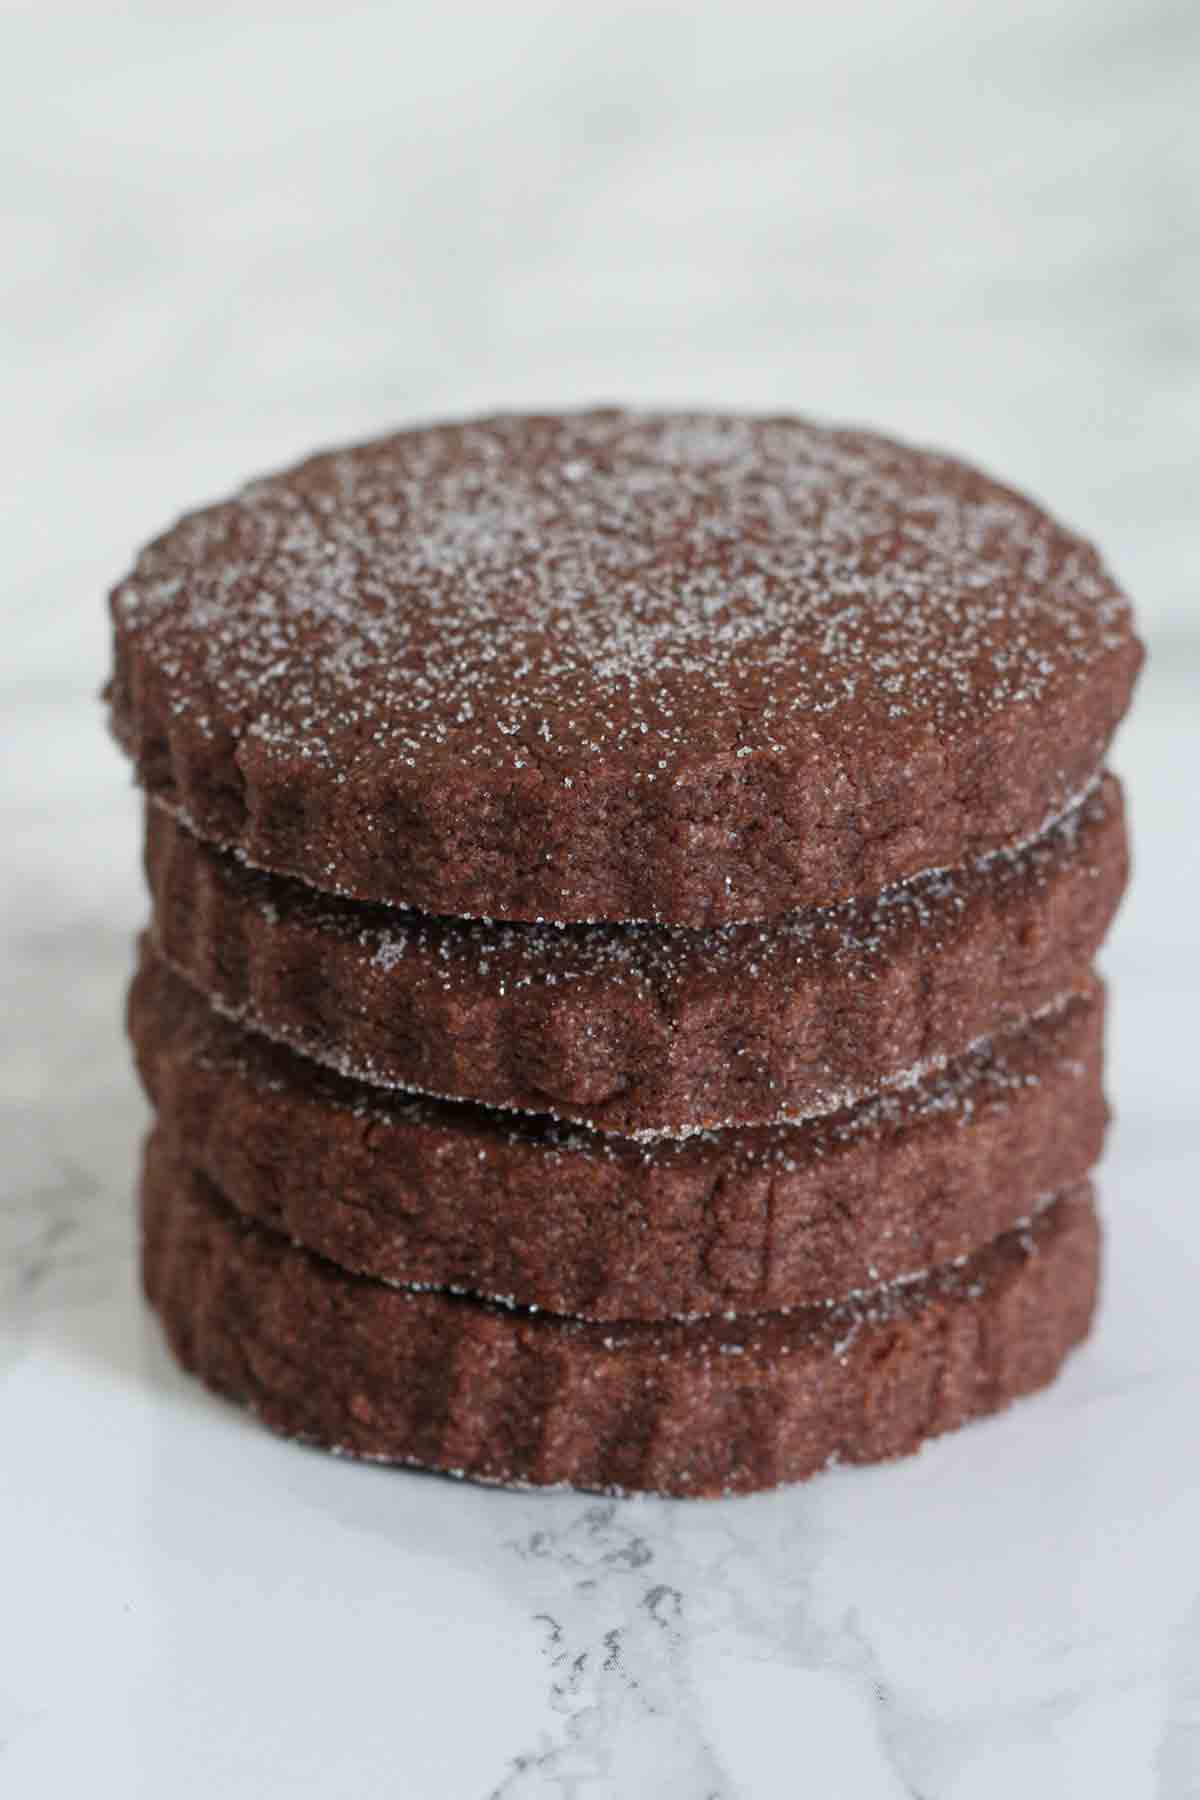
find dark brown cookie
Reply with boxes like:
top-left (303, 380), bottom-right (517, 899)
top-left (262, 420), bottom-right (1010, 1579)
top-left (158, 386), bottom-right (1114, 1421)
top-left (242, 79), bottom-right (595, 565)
top-left (144, 775), bottom-right (1126, 1135)
top-left (131, 947), bottom-right (1107, 1319)
top-left (141, 1133), bottom-right (1101, 1498)
top-left (108, 410), bottom-right (1142, 925)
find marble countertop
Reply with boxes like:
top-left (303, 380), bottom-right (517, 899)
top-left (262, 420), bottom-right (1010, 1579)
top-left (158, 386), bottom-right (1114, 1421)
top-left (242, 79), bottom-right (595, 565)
top-left (4, 666), bottom-right (1199, 1799)
top-left (4, 2), bottom-right (1199, 1793)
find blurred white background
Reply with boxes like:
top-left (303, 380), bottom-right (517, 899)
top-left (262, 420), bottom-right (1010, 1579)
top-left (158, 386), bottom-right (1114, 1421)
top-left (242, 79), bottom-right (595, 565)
top-left (9, 0), bottom-right (1199, 631)
top-left (6, 0), bottom-right (1198, 930)
top-left (3, 7), bottom-right (1199, 1796)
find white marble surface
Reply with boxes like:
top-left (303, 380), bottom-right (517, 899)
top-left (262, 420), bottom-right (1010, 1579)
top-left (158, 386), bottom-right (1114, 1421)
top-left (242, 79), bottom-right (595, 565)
top-left (4, 3), bottom-right (1200, 1794)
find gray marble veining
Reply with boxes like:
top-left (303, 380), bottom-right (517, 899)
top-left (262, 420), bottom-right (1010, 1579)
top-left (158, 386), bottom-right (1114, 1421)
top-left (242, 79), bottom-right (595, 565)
top-left (4, 2), bottom-right (1199, 1792)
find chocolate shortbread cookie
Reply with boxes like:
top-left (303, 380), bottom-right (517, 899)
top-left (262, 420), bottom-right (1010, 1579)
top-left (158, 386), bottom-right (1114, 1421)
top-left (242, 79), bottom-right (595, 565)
top-left (131, 948), bottom-right (1107, 1319)
top-left (109, 411), bottom-right (1142, 925)
top-left (144, 776), bottom-right (1126, 1134)
top-left (141, 1133), bottom-right (1101, 1497)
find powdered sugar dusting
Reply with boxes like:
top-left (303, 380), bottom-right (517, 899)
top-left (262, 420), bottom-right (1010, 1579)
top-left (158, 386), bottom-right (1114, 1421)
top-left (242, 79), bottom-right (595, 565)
top-left (112, 409), bottom-right (1133, 779)
top-left (154, 773), bottom-right (1113, 1019)
top-left (177, 937), bottom-right (1089, 1151)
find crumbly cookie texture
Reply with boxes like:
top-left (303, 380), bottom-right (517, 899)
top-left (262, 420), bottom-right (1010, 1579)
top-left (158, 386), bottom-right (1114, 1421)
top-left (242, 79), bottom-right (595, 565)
top-left (131, 948), bottom-right (1106, 1321)
top-left (141, 1133), bottom-right (1100, 1499)
top-left (109, 410), bottom-right (1142, 924)
top-left (143, 774), bottom-right (1126, 1134)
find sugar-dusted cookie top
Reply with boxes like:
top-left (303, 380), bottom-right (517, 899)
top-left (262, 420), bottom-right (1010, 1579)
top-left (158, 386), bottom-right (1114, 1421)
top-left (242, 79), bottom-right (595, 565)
top-left (108, 410), bottom-right (1141, 923)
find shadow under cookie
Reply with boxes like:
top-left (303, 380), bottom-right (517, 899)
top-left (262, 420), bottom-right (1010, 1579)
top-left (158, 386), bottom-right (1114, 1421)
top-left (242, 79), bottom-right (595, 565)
top-left (140, 1132), bottom-right (1101, 1500)
top-left (142, 774), bottom-right (1126, 1136)
top-left (130, 947), bottom-right (1108, 1321)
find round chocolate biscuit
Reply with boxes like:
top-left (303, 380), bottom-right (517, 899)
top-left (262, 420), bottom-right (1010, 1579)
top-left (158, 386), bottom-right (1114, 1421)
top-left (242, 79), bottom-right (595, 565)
top-left (108, 410), bottom-right (1142, 925)
top-left (130, 948), bottom-right (1108, 1321)
top-left (141, 1133), bottom-right (1101, 1498)
top-left (144, 775), bottom-right (1126, 1135)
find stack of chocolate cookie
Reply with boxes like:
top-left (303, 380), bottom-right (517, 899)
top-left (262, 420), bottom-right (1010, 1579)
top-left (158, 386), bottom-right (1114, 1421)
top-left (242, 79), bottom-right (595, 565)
top-left (107, 410), bottom-right (1142, 1496)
